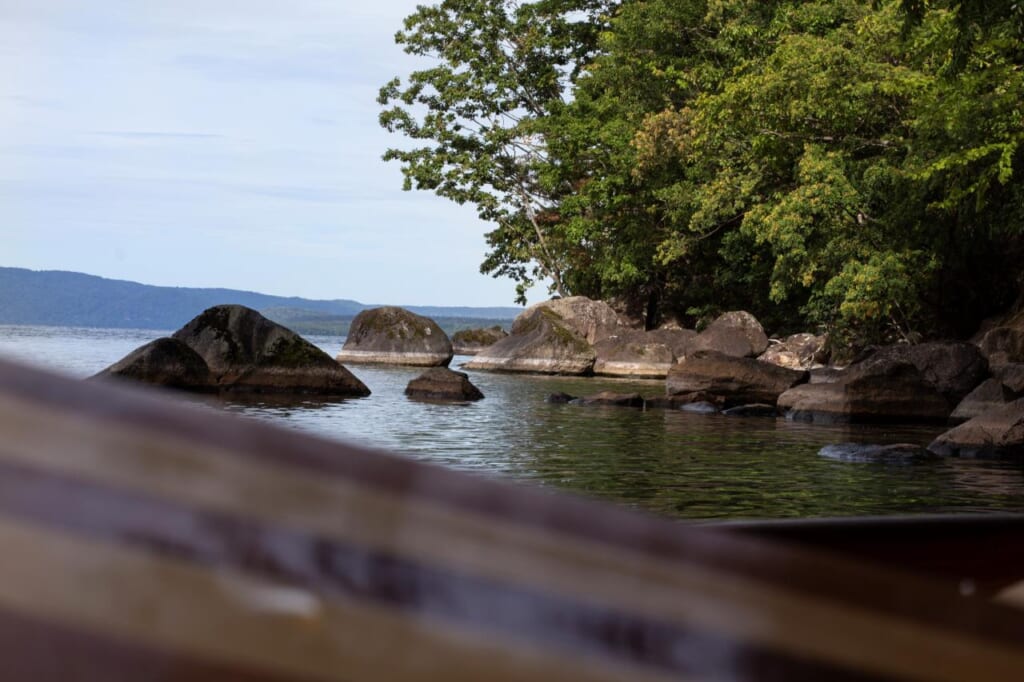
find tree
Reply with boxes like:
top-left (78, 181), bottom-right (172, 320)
top-left (379, 0), bottom-right (613, 303)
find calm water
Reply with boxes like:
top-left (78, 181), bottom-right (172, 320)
top-left (2, 324), bottom-right (1023, 520)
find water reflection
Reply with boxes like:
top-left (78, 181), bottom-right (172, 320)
top-left (2, 325), bottom-right (1024, 520)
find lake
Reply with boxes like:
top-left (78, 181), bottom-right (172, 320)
top-left (1, 324), bottom-right (1022, 520)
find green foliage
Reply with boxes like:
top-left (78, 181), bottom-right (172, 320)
top-left (382, 0), bottom-right (1024, 348)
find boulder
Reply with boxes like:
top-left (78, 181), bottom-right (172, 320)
top-left (462, 306), bottom-right (596, 375)
top-left (545, 392), bottom-right (578, 404)
top-left (93, 337), bottom-right (213, 391)
top-left (592, 330), bottom-right (675, 379)
top-left (171, 305), bottom-right (370, 396)
top-left (573, 391), bottom-right (646, 408)
top-left (758, 333), bottom-right (827, 370)
top-left (528, 296), bottom-right (622, 344)
top-left (858, 342), bottom-right (988, 404)
top-left (451, 326), bottom-right (508, 356)
top-left (666, 350), bottom-right (808, 407)
top-left (688, 311), bottom-right (769, 358)
top-left (97, 305), bottom-right (370, 397)
top-left (337, 307), bottom-right (453, 367)
top-left (928, 398), bottom-right (1024, 459)
top-left (818, 443), bottom-right (937, 464)
top-left (950, 379), bottom-right (1016, 423)
top-left (644, 328), bottom-right (698, 358)
top-left (995, 363), bottom-right (1024, 395)
top-left (979, 326), bottom-right (1024, 367)
top-left (778, 359), bottom-right (950, 424)
top-left (404, 367), bottom-right (483, 401)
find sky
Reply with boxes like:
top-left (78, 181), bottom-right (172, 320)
top-left (1, 0), bottom-right (530, 307)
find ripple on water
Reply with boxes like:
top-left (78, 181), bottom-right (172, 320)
top-left (2, 325), bottom-right (1023, 519)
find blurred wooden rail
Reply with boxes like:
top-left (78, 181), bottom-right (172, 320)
top-left (0, 357), bottom-right (1023, 681)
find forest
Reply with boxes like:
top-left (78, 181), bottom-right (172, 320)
top-left (379, 0), bottom-right (1024, 350)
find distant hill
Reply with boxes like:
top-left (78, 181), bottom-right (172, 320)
top-left (0, 267), bottom-right (521, 332)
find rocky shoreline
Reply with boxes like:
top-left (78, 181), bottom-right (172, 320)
top-left (96, 296), bottom-right (1024, 459)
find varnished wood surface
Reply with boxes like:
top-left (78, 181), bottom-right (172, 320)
top-left (722, 514), bottom-right (1024, 596)
top-left (1, 357), bottom-right (1023, 681)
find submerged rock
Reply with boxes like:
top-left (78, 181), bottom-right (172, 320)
top-left (405, 367), bottom-right (483, 401)
top-left (545, 392), bottom-right (578, 404)
top-left (337, 306), bottom-right (453, 366)
top-left (679, 401), bottom-right (720, 414)
top-left (573, 391), bottom-right (646, 408)
top-left (451, 326), bottom-right (507, 356)
top-left (818, 443), bottom-right (937, 464)
top-left (722, 404), bottom-right (779, 417)
top-left (97, 305), bottom-right (370, 397)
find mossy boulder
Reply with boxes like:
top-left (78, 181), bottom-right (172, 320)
top-left (97, 305), bottom-right (370, 397)
top-left (532, 296), bottom-right (622, 344)
top-left (451, 326), bottom-right (508, 355)
top-left (463, 305), bottom-right (596, 375)
top-left (337, 307), bottom-right (453, 366)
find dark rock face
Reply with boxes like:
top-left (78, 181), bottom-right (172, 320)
top-left (688, 311), bottom-right (769, 358)
top-left (666, 350), bottom-right (808, 407)
top-left (929, 398), bottom-right (1024, 459)
top-left (995, 363), bottom-right (1024, 395)
top-left (951, 379), bottom-right (1016, 423)
top-left (859, 342), bottom-right (988, 405)
top-left (778, 360), bottom-right (950, 424)
top-left (404, 367), bottom-right (483, 401)
top-left (818, 443), bottom-right (937, 464)
top-left (463, 305), bottom-right (596, 375)
top-left (759, 333), bottom-right (827, 370)
top-left (573, 391), bottom-right (646, 408)
top-left (93, 338), bottom-right (212, 390)
top-left (979, 326), bottom-right (1024, 367)
top-left (451, 326), bottom-right (508, 356)
top-left (98, 305), bottom-right (370, 397)
top-left (337, 307), bottom-right (453, 366)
